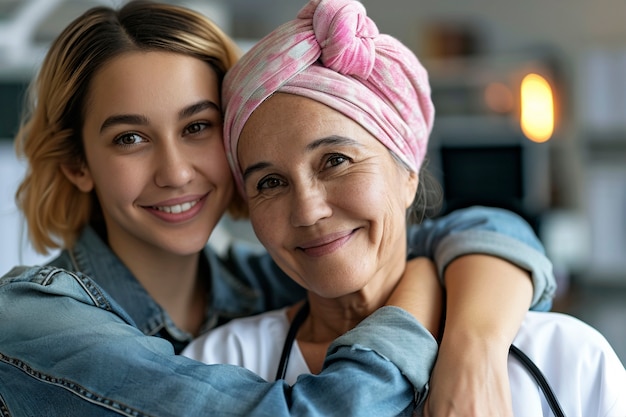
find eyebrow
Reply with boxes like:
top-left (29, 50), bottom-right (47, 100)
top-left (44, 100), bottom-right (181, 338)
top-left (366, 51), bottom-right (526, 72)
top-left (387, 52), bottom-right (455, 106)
top-left (99, 114), bottom-right (147, 133)
top-left (99, 100), bottom-right (220, 133)
top-left (179, 100), bottom-right (220, 119)
top-left (305, 135), bottom-right (362, 151)
top-left (242, 135), bottom-right (363, 182)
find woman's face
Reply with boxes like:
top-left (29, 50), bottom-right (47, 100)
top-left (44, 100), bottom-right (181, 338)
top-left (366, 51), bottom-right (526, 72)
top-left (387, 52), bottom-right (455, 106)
top-left (71, 51), bottom-right (233, 258)
top-left (238, 93), bottom-right (418, 299)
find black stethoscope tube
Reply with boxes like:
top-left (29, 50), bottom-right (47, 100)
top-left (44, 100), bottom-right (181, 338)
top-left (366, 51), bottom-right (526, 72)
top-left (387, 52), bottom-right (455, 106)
top-left (277, 301), bottom-right (566, 417)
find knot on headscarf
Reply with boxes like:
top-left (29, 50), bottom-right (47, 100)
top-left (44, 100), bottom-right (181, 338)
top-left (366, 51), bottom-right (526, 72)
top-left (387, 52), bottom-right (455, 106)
top-left (223, 0), bottom-right (434, 198)
top-left (307, 0), bottom-right (378, 78)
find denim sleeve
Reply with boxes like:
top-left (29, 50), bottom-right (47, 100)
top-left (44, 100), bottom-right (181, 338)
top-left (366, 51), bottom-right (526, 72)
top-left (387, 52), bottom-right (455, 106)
top-left (406, 206), bottom-right (556, 311)
top-left (0, 266), bottom-right (434, 417)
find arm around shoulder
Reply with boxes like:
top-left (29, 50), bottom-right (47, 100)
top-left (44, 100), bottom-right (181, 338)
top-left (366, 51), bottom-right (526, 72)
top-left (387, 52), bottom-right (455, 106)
top-left (407, 206), bottom-right (556, 310)
top-left (0, 266), bottom-right (424, 417)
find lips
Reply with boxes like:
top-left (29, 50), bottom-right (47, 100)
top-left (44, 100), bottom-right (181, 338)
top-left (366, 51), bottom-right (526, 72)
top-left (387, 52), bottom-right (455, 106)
top-left (153, 199), bottom-right (199, 214)
top-left (144, 194), bottom-right (207, 223)
top-left (297, 229), bottom-right (358, 257)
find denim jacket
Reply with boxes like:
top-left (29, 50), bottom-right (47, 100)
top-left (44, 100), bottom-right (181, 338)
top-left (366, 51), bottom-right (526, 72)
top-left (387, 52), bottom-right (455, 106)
top-left (0, 206), bottom-right (554, 417)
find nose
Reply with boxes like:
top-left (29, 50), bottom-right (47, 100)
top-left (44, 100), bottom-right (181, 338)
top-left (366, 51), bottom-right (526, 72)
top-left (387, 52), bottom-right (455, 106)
top-left (289, 182), bottom-right (332, 227)
top-left (154, 141), bottom-right (195, 188)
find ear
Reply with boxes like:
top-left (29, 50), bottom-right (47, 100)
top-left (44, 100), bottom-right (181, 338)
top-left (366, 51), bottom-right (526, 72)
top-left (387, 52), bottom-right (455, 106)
top-left (403, 170), bottom-right (419, 209)
top-left (60, 162), bottom-right (94, 193)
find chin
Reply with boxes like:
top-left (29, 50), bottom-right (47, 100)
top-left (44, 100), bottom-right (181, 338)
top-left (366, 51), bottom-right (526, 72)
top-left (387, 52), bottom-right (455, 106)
top-left (161, 235), bottom-right (210, 256)
top-left (312, 282), bottom-right (368, 300)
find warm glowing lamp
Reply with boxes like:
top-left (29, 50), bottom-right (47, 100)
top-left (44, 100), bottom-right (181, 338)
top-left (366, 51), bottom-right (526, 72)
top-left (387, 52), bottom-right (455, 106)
top-left (520, 73), bottom-right (554, 143)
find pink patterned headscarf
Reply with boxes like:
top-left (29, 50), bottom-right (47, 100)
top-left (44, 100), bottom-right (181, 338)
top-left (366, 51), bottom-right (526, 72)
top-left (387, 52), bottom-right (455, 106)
top-left (223, 0), bottom-right (434, 197)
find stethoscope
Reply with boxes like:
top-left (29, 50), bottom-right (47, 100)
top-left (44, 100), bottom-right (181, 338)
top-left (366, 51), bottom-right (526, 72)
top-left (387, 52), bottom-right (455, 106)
top-left (276, 301), bottom-right (566, 417)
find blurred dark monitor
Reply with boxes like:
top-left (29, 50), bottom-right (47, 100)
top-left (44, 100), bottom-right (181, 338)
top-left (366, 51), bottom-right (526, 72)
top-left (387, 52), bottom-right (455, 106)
top-left (440, 144), bottom-right (527, 217)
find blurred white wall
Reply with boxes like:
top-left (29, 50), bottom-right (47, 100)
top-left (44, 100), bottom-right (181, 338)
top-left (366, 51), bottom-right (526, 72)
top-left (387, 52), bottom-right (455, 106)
top-left (0, 141), bottom-right (57, 275)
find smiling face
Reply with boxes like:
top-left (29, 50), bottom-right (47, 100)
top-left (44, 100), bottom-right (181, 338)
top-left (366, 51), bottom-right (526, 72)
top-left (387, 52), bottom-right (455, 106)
top-left (238, 93), bottom-right (418, 300)
top-left (65, 51), bottom-right (233, 259)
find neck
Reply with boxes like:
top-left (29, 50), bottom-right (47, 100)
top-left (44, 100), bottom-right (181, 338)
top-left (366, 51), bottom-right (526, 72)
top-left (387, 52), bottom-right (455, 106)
top-left (298, 270), bottom-right (401, 340)
top-left (289, 279), bottom-right (398, 374)
top-left (110, 239), bottom-right (206, 336)
top-left (287, 240), bottom-right (408, 372)
top-left (298, 296), bottom-right (372, 342)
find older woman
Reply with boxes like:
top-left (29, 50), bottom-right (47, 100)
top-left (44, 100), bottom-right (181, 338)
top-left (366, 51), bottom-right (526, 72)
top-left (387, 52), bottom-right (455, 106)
top-left (184, 0), bottom-right (626, 416)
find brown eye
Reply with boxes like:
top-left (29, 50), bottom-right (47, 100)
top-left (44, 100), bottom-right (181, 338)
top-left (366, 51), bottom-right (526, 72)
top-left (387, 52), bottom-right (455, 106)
top-left (114, 133), bottom-right (145, 147)
top-left (257, 176), bottom-right (285, 190)
top-left (184, 122), bottom-right (209, 135)
top-left (325, 154), bottom-right (349, 168)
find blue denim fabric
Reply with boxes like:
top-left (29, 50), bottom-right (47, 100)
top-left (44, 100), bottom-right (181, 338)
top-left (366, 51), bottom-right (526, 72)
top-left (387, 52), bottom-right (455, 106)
top-left (0, 206), bottom-right (554, 416)
top-left (46, 226), bottom-right (308, 353)
top-left (0, 265), bottom-right (428, 416)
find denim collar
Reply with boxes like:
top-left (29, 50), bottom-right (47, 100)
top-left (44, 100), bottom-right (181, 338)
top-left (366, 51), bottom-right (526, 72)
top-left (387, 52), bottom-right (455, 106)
top-left (66, 226), bottom-right (212, 345)
top-left (52, 225), bottom-right (268, 352)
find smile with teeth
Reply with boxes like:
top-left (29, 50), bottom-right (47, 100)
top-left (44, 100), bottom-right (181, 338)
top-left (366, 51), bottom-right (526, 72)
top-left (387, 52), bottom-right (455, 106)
top-left (154, 199), bottom-right (199, 214)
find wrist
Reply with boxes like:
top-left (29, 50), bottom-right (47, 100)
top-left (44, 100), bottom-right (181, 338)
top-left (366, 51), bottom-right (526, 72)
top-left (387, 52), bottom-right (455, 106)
top-left (440, 325), bottom-right (513, 354)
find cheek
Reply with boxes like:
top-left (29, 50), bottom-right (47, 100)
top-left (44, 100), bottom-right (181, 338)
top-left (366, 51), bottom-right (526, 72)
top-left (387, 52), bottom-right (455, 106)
top-left (338, 175), bottom-right (387, 214)
top-left (84, 150), bottom-right (143, 203)
top-left (93, 161), bottom-right (146, 207)
top-left (344, 171), bottom-right (407, 232)
top-left (248, 198), bottom-right (293, 262)
top-left (249, 203), bottom-right (277, 247)
top-left (201, 141), bottom-right (234, 185)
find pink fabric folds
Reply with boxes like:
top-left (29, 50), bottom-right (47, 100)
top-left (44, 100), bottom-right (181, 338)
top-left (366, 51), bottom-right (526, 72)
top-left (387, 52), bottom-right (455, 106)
top-left (223, 0), bottom-right (434, 197)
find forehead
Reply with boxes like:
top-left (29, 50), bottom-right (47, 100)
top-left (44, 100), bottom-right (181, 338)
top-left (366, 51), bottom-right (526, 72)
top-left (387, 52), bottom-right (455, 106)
top-left (251, 93), bottom-right (346, 125)
top-left (239, 93), bottom-right (374, 150)
top-left (87, 51), bottom-right (220, 114)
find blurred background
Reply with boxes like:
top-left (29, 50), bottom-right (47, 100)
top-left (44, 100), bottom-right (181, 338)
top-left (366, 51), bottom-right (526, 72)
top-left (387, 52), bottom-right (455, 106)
top-left (0, 0), bottom-right (624, 362)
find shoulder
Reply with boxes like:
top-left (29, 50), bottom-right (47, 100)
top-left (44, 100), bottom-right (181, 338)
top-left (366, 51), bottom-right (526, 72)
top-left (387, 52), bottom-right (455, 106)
top-left (0, 265), bottom-right (139, 363)
top-left (183, 308), bottom-right (289, 371)
top-left (511, 312), bottom-right (626, 416)
top-left (0, 264), bottom-right (130, 318)
top-left (514, 311), bottom-right (625, 384)
top-left (519, 311), bottom-right (609, 342)
top-left (1, 264), bottom-right (76, 286)
top-left (514, 311), bottom-right (619, 359)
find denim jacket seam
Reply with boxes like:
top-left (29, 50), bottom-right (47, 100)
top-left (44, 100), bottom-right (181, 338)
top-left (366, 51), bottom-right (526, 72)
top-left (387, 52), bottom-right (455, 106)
top-left (0, 352), bottom-right (150, 417)
top-left (41, 268), bottom-right (115, 312)
top-left (0, 392), bottom-right (11, 417)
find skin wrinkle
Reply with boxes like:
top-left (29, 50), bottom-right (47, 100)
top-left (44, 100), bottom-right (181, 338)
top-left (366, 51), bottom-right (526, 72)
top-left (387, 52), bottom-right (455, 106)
top-left (239, 93), bottom-right (418, 333)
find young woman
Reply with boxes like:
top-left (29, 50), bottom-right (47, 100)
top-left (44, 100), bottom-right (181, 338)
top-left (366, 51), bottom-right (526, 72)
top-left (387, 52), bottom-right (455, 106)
top-left (0, 0), bottom-right (555, 416)
top-left (183, 1), bottom-right (626, 416)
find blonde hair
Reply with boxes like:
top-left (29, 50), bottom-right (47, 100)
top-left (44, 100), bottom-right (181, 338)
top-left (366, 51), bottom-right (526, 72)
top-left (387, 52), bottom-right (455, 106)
top-left (14, 0), bottom-right (243, 254)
